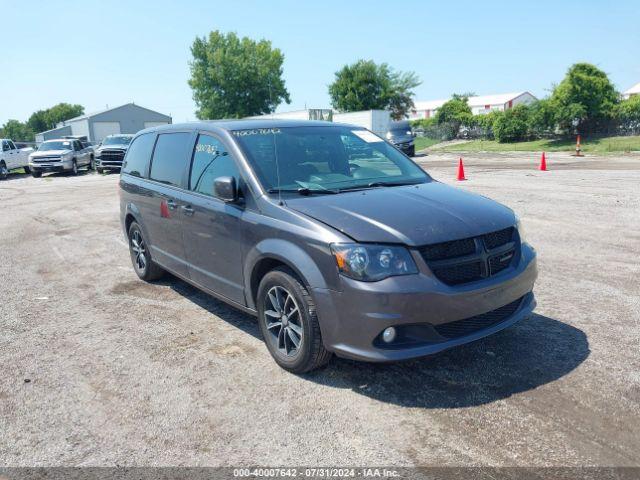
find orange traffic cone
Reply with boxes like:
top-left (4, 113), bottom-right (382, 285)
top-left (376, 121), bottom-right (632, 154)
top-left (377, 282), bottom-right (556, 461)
top-left (574, 135), bottom-right (584, 157)
top-left (457, 157), bottom-right (466, 181)
top-left (539, 152), bottom-right (547, 171)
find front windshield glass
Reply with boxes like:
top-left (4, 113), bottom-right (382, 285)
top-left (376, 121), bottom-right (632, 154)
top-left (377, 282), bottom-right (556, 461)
top-left (102, 136), bottom-right (133, 145)
top-left (232, 126), bottom-right (429, 193)
top-left (389, 122), bottom-right (411, 134)
top-left (39, 140), bottom-right (72, 151)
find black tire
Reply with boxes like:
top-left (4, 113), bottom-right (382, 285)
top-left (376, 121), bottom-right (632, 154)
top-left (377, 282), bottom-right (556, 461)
top-left (406, 146), bottom-right (415, 157)
top-left (97, 167), bottom-right (104, 174)
top-left (31, 171), bottom-right (42, 178)
top-left (127, 221), bottom-right (164, 281)
top-left (0, 162), bottom-right (8, 180)
top-left (257, 267), bottom-right (332, 373)
top-left (23, 166), bottom-right (31, 174)
top-left (70, 160), bottom-right (78, 176)
top-left (88, 156), bottom-right (95, 171)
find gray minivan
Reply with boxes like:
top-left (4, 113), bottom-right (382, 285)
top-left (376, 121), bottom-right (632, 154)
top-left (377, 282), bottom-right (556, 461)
top-left (119, 120), bottom-right (537, 373)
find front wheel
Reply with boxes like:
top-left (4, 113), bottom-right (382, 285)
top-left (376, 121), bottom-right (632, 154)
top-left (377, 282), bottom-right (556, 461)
top-left (257, 267), bottom-right (332, 373)
top-left (0, 162), bottom-right (8, 180)
top-left (23, 166), bottom-right (31, 174)
top-left (70, 160), bottom-right (78, 176)
top-left (88, 156), bottom-right (95, 171)
top-left (97, 167), bottom-right (104, 174)
top-left (31, 170), bottom-right (42, 178)
top-left (128, 222), bottom-right (164, 281)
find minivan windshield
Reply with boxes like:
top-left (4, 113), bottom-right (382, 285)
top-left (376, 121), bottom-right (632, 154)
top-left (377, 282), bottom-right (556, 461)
top-left (102, 135), bottom-right (133, 146)
top-left (232, 126), bottom-right (429, 193)
top-left (38, 140), bottom-right (72, 151)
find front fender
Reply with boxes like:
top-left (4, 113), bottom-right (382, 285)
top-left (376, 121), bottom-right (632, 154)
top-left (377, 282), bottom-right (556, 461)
top-left (244, 239), bottom-right (330, 310)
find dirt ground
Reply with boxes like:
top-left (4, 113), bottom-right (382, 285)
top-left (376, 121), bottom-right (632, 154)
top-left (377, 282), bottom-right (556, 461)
top-left (0, 152), bottom-right (639, 467)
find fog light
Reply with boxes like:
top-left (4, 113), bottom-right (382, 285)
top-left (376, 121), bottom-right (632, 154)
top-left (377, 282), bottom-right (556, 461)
top-left (382, 327), bottom-right (397, 343)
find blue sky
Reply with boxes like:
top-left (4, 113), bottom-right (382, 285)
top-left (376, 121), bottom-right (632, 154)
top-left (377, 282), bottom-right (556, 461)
top-left (3, 0), bottom-right (639, 125)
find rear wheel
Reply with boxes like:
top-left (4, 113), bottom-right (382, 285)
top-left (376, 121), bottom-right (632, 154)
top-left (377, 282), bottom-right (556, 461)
top-left (128, 222), bottom-right (164, 281)
top-left (257, 267), bottom-right (332, 373)
top-left (0, 162), bottom-right (8, 180)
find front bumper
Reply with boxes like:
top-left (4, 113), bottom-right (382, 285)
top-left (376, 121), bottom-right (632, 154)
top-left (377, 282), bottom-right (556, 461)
top-left (312, 243), bottom-right (538, 362)
top-left (29, 161), bottom-right (72, 173)
top-left (96, 158), bottom-right (123, 169)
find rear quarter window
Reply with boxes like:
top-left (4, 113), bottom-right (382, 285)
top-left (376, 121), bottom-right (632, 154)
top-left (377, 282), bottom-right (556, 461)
top-left (149, 132), bottom-right (192, 187)
top-left (122, 133), bottom-right (156, 178)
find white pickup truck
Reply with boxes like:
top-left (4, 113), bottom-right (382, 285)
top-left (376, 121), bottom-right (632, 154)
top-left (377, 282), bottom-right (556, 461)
top-left (0, 139), bottom-right (33, 179)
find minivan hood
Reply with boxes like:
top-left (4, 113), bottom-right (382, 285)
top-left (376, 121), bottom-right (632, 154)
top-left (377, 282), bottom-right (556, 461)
top-left (285, 181), bottom-right (515, 246)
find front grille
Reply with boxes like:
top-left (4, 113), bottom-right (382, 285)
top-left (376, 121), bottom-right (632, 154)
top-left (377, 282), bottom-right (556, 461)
top-left (32, 156), bottom-right (61, 163)
top-left (100, 150), bottom-right (125, 162)
top-left (420, 237), bottom-right (476, 261)
top-left (483, 227), bottom-right (514, 249)
top-left (420, 227), bottom-right (518, 286)
top-left (434, 296), bottom-right (523, 339)
top-left (432, 261), bottom-right (483, 285)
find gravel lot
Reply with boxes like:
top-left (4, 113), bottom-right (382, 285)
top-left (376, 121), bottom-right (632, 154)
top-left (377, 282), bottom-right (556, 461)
top-left (1, 152), bottom-right (639, 467)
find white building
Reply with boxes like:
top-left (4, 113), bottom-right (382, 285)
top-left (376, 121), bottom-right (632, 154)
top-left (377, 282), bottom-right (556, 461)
top-left (622, 82), bottom-right (640, 99)
top-left (408, 92), bottom-right (537, 119)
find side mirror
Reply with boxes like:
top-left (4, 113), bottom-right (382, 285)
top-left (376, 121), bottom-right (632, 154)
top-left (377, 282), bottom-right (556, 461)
top-left (214, 176), bottom-right (238, 202)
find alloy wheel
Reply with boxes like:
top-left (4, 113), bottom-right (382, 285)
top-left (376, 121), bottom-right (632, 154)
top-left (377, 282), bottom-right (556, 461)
top-left (130, 230), bottom-right (147, 272)
top-left (263, 286), bottom-right (303, 357)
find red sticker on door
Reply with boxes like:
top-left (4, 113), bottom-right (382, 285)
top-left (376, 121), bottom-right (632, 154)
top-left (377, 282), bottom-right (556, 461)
top-left (160, 200), bottom-right (171, 218)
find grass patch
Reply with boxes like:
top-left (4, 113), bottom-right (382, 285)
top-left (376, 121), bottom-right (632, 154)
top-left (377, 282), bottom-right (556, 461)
top-left (430, 135), bottom-right (640, 154)
top-left (414, 137), bottom-right (441, 151)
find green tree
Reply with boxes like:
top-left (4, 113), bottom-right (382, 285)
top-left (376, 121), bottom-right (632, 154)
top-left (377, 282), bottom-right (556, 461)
top-left (473, 110), bottom-right (501, 139)
top-left (616, 95), bottom-right (640, 133)
top-left (328, 60), bottom-right (421, 120)
top-left (527, 99), bottom-right (556, 137)
top-left (27, 110), bottom-right (49, 133)
top-left (45, 103), bottom-right (84, 127)
top-left (434, 95), bottom-right (473, 138)
top-left (1, 120), bottom-right (34, 141)
top-left (188, 31), bottom-right (290, 119)
top-left (549, 63), bottom-right (618, 134)
top-left (27, 103), bottom-right (84, 133)
top-left (493, 105), bottom-right (530, 142)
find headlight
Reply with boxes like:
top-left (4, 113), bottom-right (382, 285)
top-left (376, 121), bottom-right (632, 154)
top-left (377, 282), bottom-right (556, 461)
top-left (516, 216), bottom-right (527, 244)
top-left (331, 244), bottom-right (418, 281)
top-left (385, 132), bottom-right (392, 140)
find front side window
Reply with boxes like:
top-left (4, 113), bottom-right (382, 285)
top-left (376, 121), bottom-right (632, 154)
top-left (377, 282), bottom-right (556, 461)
top-left (189, 134), bottom-right (239, 196)
top-left (149, 132), bottom-right (192, 187)
top-left (122, 133), bottom-right (156, 178)
top-left (232, 126), bottom-right (428, 193)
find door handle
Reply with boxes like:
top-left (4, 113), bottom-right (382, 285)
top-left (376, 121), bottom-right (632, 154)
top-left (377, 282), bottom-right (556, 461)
top-left (181, 205), bottom-right (195, 216)
top-left (166, 199), bottom-right (178, 210)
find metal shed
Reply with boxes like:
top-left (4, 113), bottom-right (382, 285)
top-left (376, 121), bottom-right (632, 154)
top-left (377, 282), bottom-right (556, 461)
top-left (35, 103), bottom-right (172, 143)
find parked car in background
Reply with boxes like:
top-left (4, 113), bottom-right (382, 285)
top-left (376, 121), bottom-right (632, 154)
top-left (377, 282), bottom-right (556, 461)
top-left (28, 139), bottom-right (94, 177)
top-left (95, 134), bottom-right (134, 173)
top-left (0, 139), bottom-right (33, 179)
top-left (120, 120), bottom-right (537, 373)
top-left (386, 120), bottom-right (416, 156)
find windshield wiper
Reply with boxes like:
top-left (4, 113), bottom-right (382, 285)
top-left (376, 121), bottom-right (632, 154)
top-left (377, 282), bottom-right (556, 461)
top-left (267, 187), bottom-right (338, 196)
top-left (339, 180), bottom-right (423, 192)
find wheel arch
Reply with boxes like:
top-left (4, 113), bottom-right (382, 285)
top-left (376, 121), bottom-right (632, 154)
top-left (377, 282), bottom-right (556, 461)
top-left (245, 240), bottom-right (328, 311)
